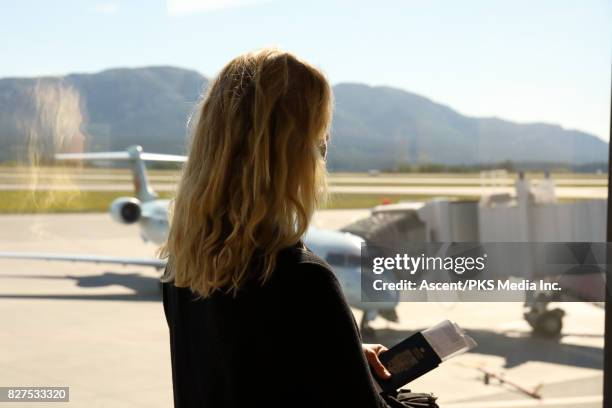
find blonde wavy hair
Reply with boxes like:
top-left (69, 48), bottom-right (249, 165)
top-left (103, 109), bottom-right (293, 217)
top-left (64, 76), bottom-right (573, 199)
top-left (159, 48), bottom-right (332, 297)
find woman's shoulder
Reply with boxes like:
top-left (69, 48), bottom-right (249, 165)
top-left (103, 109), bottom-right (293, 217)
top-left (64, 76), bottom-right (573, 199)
top-left (279, 243), bottom-right (327, 266)
top-left (276, 243), bottom-right (340, 288)
top-left (277, 243), bottom-right (332, 271)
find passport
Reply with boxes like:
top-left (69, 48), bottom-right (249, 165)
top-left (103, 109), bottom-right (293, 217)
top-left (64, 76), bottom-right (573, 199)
top-left (373, 320), bottom-right (477, 393)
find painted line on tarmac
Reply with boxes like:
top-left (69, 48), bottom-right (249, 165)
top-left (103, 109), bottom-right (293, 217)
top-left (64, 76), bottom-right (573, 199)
top-left (444, 394), bottom-right (601, 408)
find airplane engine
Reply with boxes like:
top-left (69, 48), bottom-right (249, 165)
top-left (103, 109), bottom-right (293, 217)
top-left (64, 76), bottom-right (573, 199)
top-left (110, 197), bottom-right (142, 224)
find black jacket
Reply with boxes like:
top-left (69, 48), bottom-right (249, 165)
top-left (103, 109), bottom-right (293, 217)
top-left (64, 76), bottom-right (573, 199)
top-left (162, 244), bottom-right (385, 408)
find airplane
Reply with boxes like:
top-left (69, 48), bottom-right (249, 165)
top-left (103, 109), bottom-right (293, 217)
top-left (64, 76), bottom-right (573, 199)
top-left (0, 145), bottom-right (398, 334)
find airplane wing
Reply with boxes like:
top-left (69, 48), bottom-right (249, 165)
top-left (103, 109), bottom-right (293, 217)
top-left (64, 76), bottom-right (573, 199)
top-left (55, 151), bottom-right (187, 162)
top-left (140, 153), bottom-right (187, 162)
top-left (0, 252), bottom-right (166, 270)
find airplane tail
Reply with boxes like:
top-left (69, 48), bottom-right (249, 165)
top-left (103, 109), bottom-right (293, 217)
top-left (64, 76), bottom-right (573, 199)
top-left (55, 145), bottom-right (186, 202)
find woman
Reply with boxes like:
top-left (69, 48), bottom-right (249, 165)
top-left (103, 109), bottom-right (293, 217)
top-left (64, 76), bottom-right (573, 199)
top-left (160, 48), bottom-right (435, 408)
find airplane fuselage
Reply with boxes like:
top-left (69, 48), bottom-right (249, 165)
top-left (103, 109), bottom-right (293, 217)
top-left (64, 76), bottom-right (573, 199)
top-left (137, 199), bottom-right (171, 245)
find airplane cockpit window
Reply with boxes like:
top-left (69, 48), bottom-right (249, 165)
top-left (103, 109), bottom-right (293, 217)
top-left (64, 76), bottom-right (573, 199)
top-left (326, 253), bottom-right (346, 267)
top-left (326, 252), bottom-right (361, 268)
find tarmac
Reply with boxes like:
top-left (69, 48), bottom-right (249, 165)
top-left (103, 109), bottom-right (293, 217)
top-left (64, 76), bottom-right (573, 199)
top-left (0, 212), bottom-right (605, 407)
top-left (0, 183), bottom-right (606, 199)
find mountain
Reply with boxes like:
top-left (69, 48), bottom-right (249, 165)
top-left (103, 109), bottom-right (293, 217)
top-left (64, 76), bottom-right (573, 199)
top-left (68, 66), bottom-right (206, 154)
top-left (330, 83), bottom-right (607, 170)
top-left (0, 66), bottom-right (206, 162)
top-left (0, 66), bottom-right (607, 170)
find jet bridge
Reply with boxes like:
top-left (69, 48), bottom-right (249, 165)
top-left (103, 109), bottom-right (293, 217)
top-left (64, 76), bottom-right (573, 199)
top-left (343, 172), bottom-right (607, 336)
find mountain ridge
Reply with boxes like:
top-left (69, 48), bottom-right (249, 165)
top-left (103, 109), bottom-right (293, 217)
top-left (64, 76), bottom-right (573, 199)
top-left (0, 66), bottom-right (606, 170)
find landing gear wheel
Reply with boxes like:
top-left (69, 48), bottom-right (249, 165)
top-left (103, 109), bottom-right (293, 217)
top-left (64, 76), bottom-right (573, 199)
top-left (525, 308), bottom-right (564, 337)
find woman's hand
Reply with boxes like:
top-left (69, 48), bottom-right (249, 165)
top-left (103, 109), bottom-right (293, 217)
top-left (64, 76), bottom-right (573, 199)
top-left (362, 343), bottom-right (392, 379)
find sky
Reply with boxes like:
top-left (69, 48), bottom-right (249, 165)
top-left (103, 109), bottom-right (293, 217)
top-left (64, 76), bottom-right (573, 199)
top-left (1, 0), bottom-right (610, 140)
